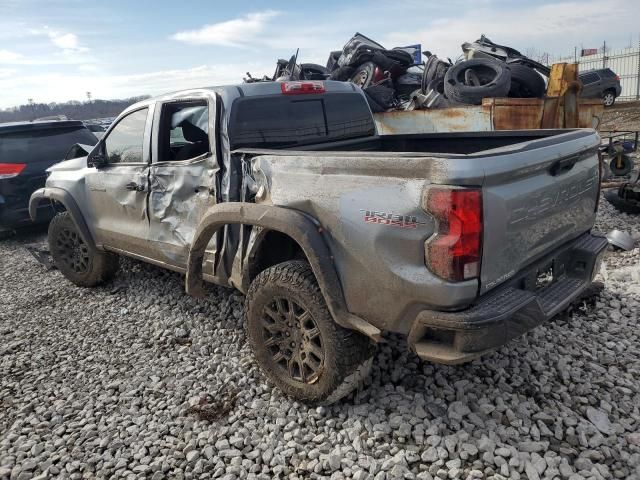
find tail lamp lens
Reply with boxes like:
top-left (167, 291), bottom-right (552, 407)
top-left (424, 187), bottom-right (483, 282)
top-left (280, 81), bottom-right (326, 95)
top-left (0, 163), bottom-right (26, 179)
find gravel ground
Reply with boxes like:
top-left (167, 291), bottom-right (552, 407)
top-left (1, 199), bottom-right (640, 480)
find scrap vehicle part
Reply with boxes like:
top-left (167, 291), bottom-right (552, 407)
top-left (462, 34), bottom-right (551, 77)
top-left (507, 64), bottom-right (546, 98)
top-left (349, 61), bottom-right (378, 89)
top-left (395, 71), bottom-right (423, 98)
top-left (364, 84), bottom-right (397, 112)
top-left (606, 229), bottom-right (635, 250)
top-left (609, 153), bottom-right (634, 176)
top-left (444, 59), bottom-right (511, 105)
top-left (604, 175), bottom-right (640, 214)
top-left (300, 63), bottom-right (329, 80)
top-left (422, 54), bottom-right (451, 93)
top-left (329, 65), bottom-right (356, 81)
top-left (185, 202), bottom-right (382, 342)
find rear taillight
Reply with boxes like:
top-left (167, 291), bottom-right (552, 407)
top-left (0, 163), bottom-right (26, 179)
top-left (423, 187), bottom-right (483, 282)
top-left (280, 81), bottom-right (325, 95)
top-left (616, 75), bottom-right (620, 81)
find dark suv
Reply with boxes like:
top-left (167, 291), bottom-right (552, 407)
top-left (579, 68), bottom-right (622, 106)
top-left (0, 120), bottom-right (97, 235)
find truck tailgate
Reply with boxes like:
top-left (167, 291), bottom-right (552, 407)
top-left (479, 130), bottom-right (600, 294)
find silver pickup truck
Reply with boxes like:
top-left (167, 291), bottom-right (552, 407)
top-left (30, 80), bottom-right (607, 404)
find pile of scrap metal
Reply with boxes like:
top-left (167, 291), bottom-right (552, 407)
top-left (245, 33), bottom-right (551, 113)
top-left (605, 171), bottom-right (640, 214)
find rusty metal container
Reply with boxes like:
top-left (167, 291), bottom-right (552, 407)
top-left (374, 63), bottom-right (604, 135)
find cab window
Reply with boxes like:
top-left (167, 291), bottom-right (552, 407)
top-left (158, 101), bottom-right (209, 161)
top-left (104, 108), bottom-right (148, 164)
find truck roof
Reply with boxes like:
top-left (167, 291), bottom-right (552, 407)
top-left (118, 81), bottom-right (363, 116)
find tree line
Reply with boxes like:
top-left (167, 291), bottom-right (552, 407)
top-left (0, 97), bottom-right (151, 123)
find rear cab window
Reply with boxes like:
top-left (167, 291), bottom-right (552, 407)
top-left (228, 92), bottom-right (375, 149)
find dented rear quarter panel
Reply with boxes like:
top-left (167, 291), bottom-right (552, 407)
top-left (245, 129), bottom-right (600, 334)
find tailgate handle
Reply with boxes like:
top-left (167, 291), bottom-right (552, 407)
top-left (549, 157), bottom-right (577, 176)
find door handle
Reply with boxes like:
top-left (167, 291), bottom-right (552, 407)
top-left (125, 182), bottom-right (145, 192)
top-left (549, 157), bottom-right (577, 176)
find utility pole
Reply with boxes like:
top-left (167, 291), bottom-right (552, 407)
top-left (602, 41), bottom-right (607, 68)
top-left (574, 46), bottom-right (577, 63)
top-left (28, 98), bottom-right (35, 121)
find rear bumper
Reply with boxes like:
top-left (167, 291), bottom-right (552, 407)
top-left (408, 232), bottom-right (608, 364)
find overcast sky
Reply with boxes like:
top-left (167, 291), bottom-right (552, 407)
top-left (1, 0), bottom-right (639, 108)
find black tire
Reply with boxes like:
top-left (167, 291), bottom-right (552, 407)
top-left (300, 63), bottom-right (329, 80)
top-left (48, 212), bottom-right (119, 287)
top-left (329, 65), bottom-right (355, 81)
top-left (507, 64), bottom-right (546, 98)
top-left (604, 188), bottom-right (640, 214)
top-left (245, 260), bottom-right (374, 404)
top-left (609, 154), bottom-right (633, 176)
top-left (349, 62), bottom-right (377, 89)
top-left (444, 58), bottom-right (511, 105)
top-left (602, 90), bottom-right (616, 107)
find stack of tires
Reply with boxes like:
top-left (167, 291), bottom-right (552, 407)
top-left (423, 56), bottom-right (546, 106)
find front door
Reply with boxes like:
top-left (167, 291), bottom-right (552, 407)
top-left (85, 106), bottom-right (153, 255)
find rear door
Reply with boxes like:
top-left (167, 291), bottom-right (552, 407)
top-left (479, 131), bottom-right (600, 294)
top-left (85, 106), bottom-right (153, 254)
top-left (147, 97), bottom-right (217, 268)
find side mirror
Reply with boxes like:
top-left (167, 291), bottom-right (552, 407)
top-left (87, 144), bottom-right (108, 168)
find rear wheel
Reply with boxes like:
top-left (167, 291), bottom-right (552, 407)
top-left (245, 260), bottom-right (374, 404)
top-left (602, 90), bottom-right (616, 107)
top-left (48, 212), bottom-right (119, 287)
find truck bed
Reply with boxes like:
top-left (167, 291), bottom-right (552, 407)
top-left (239, 128), bottom-right (600, 319)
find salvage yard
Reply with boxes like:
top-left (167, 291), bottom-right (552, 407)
top-left (1, 197), bottom-right (639, 480)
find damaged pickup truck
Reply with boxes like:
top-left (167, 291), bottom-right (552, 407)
top-left (30, 80), bottom-right (607, 404)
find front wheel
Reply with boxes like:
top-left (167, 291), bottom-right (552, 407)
top-left (48, 212), bottom-right (119, 287)
top-left (245, 261), bottom-right (374, 404)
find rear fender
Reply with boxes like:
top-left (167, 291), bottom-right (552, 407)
top-left (186, 202), bottom-right (381, 341)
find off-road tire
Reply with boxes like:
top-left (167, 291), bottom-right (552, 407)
top-left (48, 212), bottom-right (119, 287)
top-left (245, 260), bottom-right (374, 404)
